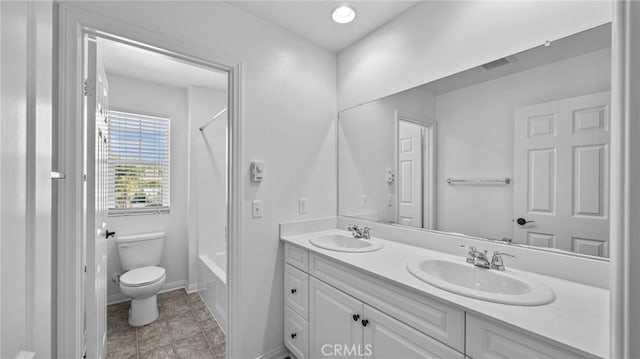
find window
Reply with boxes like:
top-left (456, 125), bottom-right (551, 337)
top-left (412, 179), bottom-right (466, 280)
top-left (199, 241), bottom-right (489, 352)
top-left (108, 110), bottom-right (170, 215)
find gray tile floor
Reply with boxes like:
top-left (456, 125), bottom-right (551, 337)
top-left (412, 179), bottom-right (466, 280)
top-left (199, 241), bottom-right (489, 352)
top-left (107, 289), bottom-right (225, 359)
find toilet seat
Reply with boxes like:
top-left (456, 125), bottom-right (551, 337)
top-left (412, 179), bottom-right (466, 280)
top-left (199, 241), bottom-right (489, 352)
top-left (120, 266), bottom-right (166, 287)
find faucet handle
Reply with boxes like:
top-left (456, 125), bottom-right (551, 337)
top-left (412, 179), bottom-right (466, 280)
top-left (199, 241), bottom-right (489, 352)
top-left (459, 244), bottom-right (477, 264)
top-left (458, 244), bottom-right (476, 252)
top-left (490, 251), bottom-right (516, 271)
top-left (493, 250), bottom-right (516, 259)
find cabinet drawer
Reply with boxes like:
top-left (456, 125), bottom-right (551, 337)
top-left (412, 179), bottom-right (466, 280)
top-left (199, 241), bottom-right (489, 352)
top-left (285, 264), bottom-right (309, 320)
top-left (466, 314), bottom-right (589, 359)
top-left (309, 254), bottom-right (465, 352)
top-left (285, 305), bottom-right (309, 359)
top-left (285, 243), bottom-right (309, 272)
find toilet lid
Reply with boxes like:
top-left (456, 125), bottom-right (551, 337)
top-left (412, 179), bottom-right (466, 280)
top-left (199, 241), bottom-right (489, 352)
top-left (120, 266), bottom-right (165, 287)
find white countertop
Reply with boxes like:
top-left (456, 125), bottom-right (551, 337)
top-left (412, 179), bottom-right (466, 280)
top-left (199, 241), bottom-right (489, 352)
top-left (281, 229), bottom-right (609, 358)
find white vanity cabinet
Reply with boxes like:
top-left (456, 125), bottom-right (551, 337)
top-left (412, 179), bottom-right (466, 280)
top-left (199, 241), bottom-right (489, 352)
top-left (283, 242), bottom-right (597, 359)
top-left (284, 243), bottom-right (465, 359)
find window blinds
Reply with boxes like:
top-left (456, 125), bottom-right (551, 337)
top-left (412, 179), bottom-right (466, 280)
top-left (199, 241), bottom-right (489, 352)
top-left (107, 110), bottom-right (170, 215)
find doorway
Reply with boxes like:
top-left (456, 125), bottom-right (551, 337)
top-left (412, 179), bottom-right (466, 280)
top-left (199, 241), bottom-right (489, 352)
top-left (396, 112), bottom-right (436, 229)
top-left (57, 17), bottom-right (238, 359)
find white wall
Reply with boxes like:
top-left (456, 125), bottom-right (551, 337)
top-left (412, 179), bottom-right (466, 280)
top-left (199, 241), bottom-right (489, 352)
top-left (105, 73), bottom-right (189, 299)
top-left (0, 1), bottom-right (52, 357)
top-left (337, 0), bottom-right (612, 110)
top-left (435, 48), bottom-right (611, 240)
top-left (188, 86), bottom-right (227, 266)
top-left (339, 89), bottom-right (435, 222)
top-left (61, 2), bottom-right (338, 357)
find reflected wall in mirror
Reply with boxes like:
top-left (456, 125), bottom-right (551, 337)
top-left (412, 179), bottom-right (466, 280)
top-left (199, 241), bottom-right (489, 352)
top-left (338, 23), bottom-right (611, 258)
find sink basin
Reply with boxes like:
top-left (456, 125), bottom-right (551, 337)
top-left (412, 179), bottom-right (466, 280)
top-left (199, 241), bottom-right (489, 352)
top-left (309, 233), bottom-right (383, 253)
top-left (406, 259), bottom-right (555, 306)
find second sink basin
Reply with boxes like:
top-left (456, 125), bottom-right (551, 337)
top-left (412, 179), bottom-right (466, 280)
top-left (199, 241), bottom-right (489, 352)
top-left (309, 233), bottom-right (382, 253)
top-left (406, 259), bottom-right (555, 306)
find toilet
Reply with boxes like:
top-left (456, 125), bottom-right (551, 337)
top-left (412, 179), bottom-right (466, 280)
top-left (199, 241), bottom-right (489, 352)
top-left (117, 232), bottom-right (167, 327)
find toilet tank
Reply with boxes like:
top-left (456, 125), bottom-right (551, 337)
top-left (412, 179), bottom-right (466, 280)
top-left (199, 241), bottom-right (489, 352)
top-left (117, 232), bottom-right (166, 271)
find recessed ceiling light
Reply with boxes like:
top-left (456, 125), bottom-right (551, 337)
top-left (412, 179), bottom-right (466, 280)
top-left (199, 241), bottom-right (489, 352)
top-left (332, 5), bottom-right (356, 24)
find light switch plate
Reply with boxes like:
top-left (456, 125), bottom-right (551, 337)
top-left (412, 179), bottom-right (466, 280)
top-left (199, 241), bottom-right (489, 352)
top-left (252, 200), bottom-right (263, 218)
top-left (298, 198), bottom-right (307, 214)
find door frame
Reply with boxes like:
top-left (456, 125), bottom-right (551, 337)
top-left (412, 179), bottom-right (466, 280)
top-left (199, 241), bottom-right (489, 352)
top-left (394, 111), bottom-right (436, 229)
top-left (56, 5), bottom-right (242, 358)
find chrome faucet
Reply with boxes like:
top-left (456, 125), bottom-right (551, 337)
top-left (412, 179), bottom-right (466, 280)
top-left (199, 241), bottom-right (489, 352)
top-left (490, 251), bottom-right (516, 271)
top-left (459, 244), bottom-right (491, 269)
top-left (347, 224), bottom-right (371, 239)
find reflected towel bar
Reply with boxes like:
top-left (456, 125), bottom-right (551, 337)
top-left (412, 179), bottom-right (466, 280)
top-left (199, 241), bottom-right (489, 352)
top-left (446, 177), bottom-right (511, 185)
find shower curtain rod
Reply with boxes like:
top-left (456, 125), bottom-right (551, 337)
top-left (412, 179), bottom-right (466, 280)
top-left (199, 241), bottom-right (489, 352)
top-left (199, 107), bottom-right (228, 131)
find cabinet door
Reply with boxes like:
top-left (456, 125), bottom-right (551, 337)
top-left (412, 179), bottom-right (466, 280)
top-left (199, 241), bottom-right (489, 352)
top-left (309, 278), bottom-right (363, 359)
top-left (363, 305), bottom-right (464, 359)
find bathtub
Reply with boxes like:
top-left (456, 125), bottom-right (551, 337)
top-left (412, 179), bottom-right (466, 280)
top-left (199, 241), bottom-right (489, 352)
top-left (198, 252), bottom-right (227, 333)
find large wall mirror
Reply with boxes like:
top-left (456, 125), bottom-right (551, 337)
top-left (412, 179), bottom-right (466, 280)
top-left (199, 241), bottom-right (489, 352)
top-left (338, 23), bottom-right (611, 259)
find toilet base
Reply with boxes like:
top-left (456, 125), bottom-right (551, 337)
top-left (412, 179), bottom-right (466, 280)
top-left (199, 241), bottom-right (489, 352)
top-left (128, 295), bottom-right (159, 327)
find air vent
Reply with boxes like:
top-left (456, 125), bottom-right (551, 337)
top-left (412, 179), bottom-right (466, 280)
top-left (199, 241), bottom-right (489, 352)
top-left (481, 55), bottom-right (518, 71)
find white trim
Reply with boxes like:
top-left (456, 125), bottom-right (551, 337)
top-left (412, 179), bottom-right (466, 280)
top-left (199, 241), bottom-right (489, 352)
top-left (56, 6), bottom-right (85, 358)
top-left (106, 280), bottom-right (187, 305)
top-left (226, 63), bottom-right (243, 359)
top-left (254, 345), bottom-right (291, 359)
top-left (14, 351), bottom-right (36, 359)
top-left (186, 282), bottom-right (199, 294)
top-left (610, 1), bottom-right (638, 358)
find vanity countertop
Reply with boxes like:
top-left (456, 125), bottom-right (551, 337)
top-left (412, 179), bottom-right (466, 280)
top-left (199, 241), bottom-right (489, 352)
top-left (281, 229), bottom-right (609, 358)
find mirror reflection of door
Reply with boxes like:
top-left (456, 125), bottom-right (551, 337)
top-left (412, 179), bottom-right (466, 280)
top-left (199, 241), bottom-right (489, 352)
top-left (397, 113), bottom-right (436, 229)
top-left (513, 92), bottom-right (610, 256)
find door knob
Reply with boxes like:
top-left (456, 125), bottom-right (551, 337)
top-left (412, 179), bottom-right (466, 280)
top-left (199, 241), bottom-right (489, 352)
top-left (352, 314), bottom-right (360, 321)
top-left (106, 230), bottom-right (116, 238)
top-left (290, 288), bottom-right (297, 294)
top-left (291, 333), bottom-right (297, 339)
top-left (516, 218), bottom-right (534, 226)
top-left (361, 319), bottom-right (369, 327)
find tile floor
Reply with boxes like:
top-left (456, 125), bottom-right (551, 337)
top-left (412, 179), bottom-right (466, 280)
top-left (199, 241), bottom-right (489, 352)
top-left (107, 289), bottom-right (225, 359)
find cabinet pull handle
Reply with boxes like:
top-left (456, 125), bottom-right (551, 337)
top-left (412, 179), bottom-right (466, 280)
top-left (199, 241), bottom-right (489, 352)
top-left (352, 314), bottom-right (360, 321)
top-left (291, 333), bottom-right (297, 339)
top-left (291, 288), bottom-right (297, 294)
top-left (361, 319), bottom-right (369, 327)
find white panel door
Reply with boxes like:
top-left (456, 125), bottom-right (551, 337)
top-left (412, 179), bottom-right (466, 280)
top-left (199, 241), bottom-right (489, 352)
top-left (309, 278), bottom-right (363, 359)
top-left (513, 92), bottom-right (610, 256)
top-left (363, 305), bottom-right (464, 359)
top-left (84, 35), bottom-right (109, 359)
top-left (398, 120), bottom-right (424, 227)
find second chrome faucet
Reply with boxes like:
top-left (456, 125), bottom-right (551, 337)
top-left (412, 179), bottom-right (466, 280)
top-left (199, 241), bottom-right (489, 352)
top-left (347, 224), bottom-right (371, 239)
top-left (459, 244), bottom-right (516, 271)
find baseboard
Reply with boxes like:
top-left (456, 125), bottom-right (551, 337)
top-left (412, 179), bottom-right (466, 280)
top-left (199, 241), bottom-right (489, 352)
top-left (196, 291), bottom-right (227, 335)
top-left (255, 345), bottom-right (291, 359)
top-left (107, 280), bottom-right (186, 305)
top-left (186, 281), bottom-right (198, 293)
top-left (15, 351), bottom-right (36, 359)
